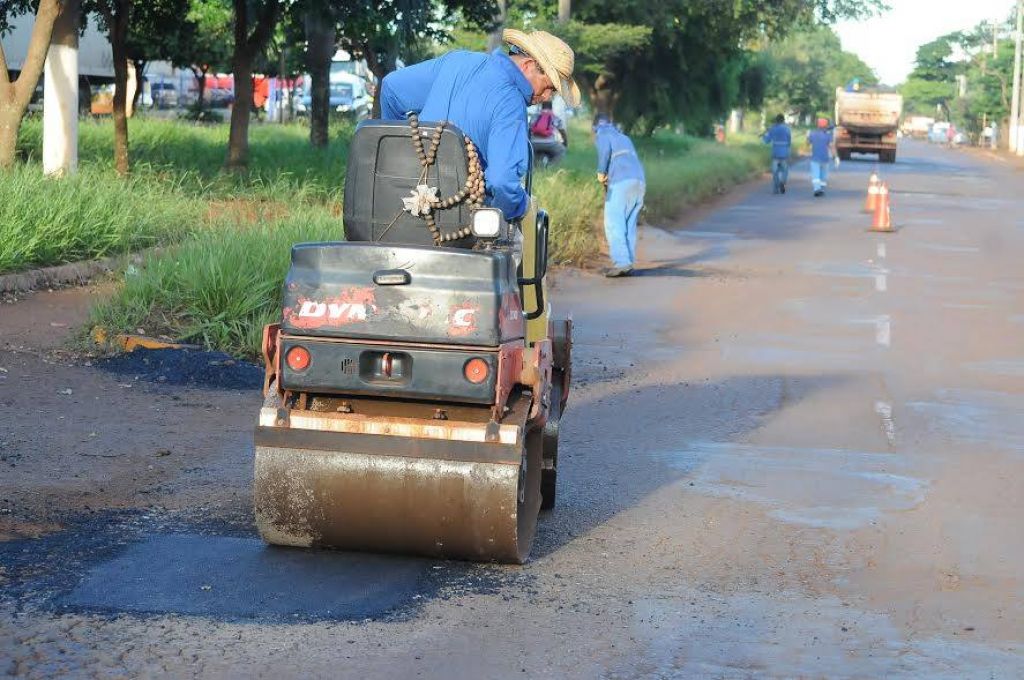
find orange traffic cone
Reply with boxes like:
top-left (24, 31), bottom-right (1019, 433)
top-left (864, 172), bottom-right (880, 213)
top-left (870, 182), bottom-right (893, 232)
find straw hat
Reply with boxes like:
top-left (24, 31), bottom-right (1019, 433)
top-left (502, 28), bottom-right (581, 108)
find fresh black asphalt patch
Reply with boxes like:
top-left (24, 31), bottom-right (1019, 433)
top-left (97, 348), bottom-right (263, 390)
top-left (62, 534), bottom-right (435, 621)
top-left (0, 510), bottom-right (531, 624)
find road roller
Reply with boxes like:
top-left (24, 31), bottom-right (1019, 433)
top-left (253, 118), bottom-right (571, 563)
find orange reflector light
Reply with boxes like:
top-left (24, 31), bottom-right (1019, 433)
top-left (464, 358), bottom-right (489, 384)
top-left (286, 346), bottom-right (311, 372)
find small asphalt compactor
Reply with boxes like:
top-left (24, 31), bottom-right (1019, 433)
top-left (253, 118), bottom-right (572, 563)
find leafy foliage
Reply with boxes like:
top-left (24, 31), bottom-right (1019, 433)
top-left (763, 24), bottom-right (877, 121)
top-left (899, 19), bottom-right (1015, 136)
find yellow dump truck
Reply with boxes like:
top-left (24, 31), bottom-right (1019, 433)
top-left (834, 87), bottom-right (903, 163)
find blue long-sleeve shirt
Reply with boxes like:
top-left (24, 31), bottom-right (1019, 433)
top-left (594, 123), bottom-right (645, 185)
top-left (380, 49), bottom-right (532, 220)
top-left (762, 123), bottom-right (791, 159)
top-left (807, 129), bottom-right (834, 163)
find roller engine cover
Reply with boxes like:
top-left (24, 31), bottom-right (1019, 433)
top-left (281, 242), bottom-right (524, 347)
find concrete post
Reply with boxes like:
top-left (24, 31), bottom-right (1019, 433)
top-left (125, 60), bottom-right (137, 118)
top-left (1009, 0), bottom-right (1023, 151)
top-left (42, 0), bottom-right (80, 176)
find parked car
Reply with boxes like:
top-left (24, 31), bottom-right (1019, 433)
top-left (296, 73), bottom-right (371, 120)
top-left (205, 87), bottom-right (234, 108)
top-left (148, 82), bottom-right (178, 109)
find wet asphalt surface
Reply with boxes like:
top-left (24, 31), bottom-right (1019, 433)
top-left (1, 140), bottom-right (1023, 677)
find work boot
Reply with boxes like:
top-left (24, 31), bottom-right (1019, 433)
top-left (780, 182), bottom-right (786, 194)
top-left (603, 265), bottom-right (633, 278)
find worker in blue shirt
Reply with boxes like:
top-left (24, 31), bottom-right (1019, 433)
top-left (380, 29), bottom-right (580, 221)
top-left (594, 114), bottom-right (645, 277)
top-left (762, 114), bottom-right (791, 194)
top-left (807, 118), bottom-right (835, 197)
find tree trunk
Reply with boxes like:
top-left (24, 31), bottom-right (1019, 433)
top-left (227, 50), bottom-right (254, 169)
top-left (558, 0), bottom-right (571, 23)
top-left (0, 111), bottom-right (20, 167)
top-left (487, 0), bottom-right (507, 52)
top-left (189, 66), bottom-right (208, 115)
top-left (131, 59), bottom-right (146, 114)
top-left (226, 0), bottom-right (280, 171)
top-left (0, 0), bottom-right (62, 169)
top-left (365, 43), bottom-right (397, 119)
top-left (589, 74), bottom-right (618, 120)
top-left (108, 2), bottom-right (130, 176)
top-left (305, 10), bottom-right (334, 148)
top-left (198, 71), bottom-right (207, 112)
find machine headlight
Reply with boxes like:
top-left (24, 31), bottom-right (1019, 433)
top-left (337, 104), bottom-right (351, 112)
top-left (471, 208), bottom-right (501, 238)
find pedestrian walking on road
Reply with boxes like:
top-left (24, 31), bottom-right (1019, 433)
top-left (594, 113), bottom-right (645, 277)
top-left (807, 117), bottom-right (834, 197)
top-left (763, 114), bottom-right (792, 194)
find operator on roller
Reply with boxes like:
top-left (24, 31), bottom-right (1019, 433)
top-left (379, 29), bottom-right (581, 221)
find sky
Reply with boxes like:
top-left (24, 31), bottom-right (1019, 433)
top-left (833, 0), bottom-right (1016, 85)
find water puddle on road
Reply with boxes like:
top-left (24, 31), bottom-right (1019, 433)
top-left (650, 442), bottom-right (926, 530)
top-left (620, 590), bottom-right (1023, 678)
top-left (908, 389), bottom-right (1024, 454)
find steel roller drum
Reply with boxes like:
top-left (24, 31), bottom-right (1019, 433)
top-left (254, 412), bottom-right (543, 564)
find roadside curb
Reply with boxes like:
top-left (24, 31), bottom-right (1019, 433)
top-left (0, 250), bottom-right (154, 294)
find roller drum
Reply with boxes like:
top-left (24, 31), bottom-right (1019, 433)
top-left (254, 429), bottom-right (542, 563)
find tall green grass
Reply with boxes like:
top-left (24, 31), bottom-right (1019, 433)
top-left (16, 117), bottom-right (351, 202)
top-left (88, 211), bottom-right (342, 356)
top-left (3, 116), bottom-right (766, 356)
top-left (0, 164), bottom-right (204, 272)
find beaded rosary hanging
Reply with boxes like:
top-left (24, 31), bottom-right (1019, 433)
top-left (403, 113), bottom-right (486, 245)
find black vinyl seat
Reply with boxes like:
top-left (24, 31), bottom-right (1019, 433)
top-left (343, 120), bottom-right (478, 247)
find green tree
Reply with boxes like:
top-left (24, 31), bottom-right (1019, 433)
top-left (175, 0), bottom-right (234, 119)
top-left (563, 0), bottom-right (885, 133)
top-left (900, 34), bottom-right (961, 119)
top-left (335, 0), bottom-right (498, 117)
top-left (0, 0), bottom-right (63, 169)
top-left (763, 24), bottom-right (877, 122)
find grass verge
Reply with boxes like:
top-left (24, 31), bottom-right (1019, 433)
top-left (0, 164), bottom-right (204, 273)
top-left (4, 115), bottom-right (766, 357)
top-left (87, 211), bottom-right (342, 357)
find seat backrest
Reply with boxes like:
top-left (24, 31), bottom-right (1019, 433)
top-left (343, 120), bottom-right (476, 247)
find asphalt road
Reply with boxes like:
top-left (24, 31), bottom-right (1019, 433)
top-left (1, 139), bottom-right (1022, 678)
